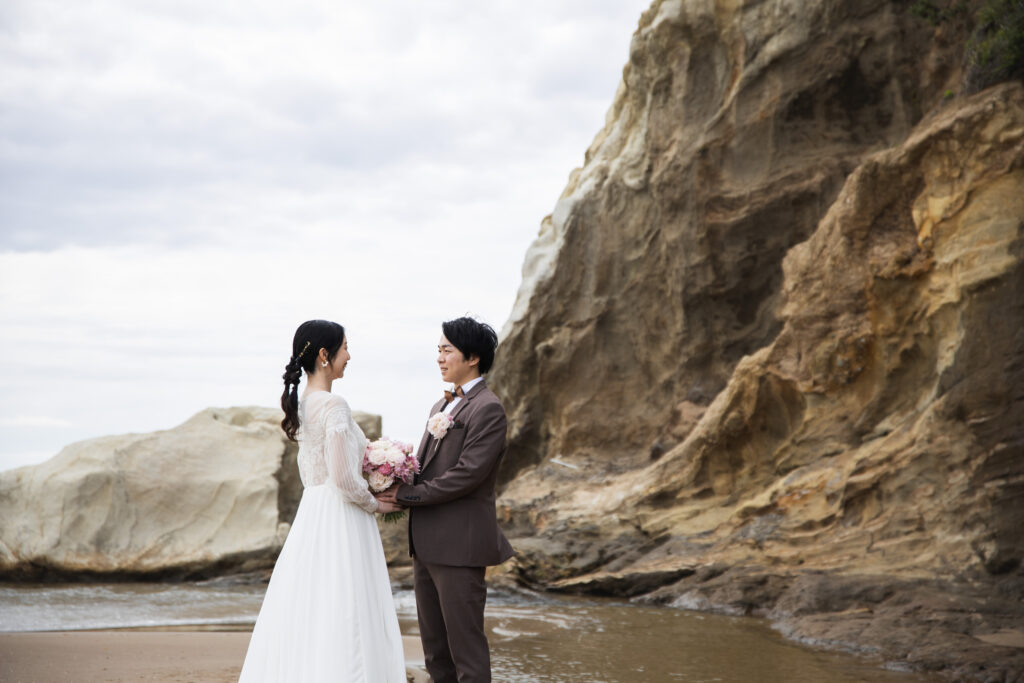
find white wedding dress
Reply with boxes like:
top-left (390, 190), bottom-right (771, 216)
top-left (239, 391), bottom-right (406, 683)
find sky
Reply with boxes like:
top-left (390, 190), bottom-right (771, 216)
top-left (0, 0), bottom-right (651, 471)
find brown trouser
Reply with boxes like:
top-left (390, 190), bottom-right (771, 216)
top-left (413, 559), bottom-right (490, 683)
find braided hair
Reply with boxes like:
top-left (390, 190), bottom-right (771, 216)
top-left (281, 320), bottom-right (346, 441)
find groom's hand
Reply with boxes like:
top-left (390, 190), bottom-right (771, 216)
top-left (375, 499), bottom-right (404, 514)
top-left (375, 483), bottom-right (401, 504)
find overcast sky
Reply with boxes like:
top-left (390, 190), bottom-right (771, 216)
top-left (0, 0), bottom-right (650, 471)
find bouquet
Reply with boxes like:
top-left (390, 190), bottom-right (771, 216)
top-left (362, 437), bottom-right (418, 522)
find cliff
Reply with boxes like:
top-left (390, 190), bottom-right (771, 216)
top-left (491, 0), bottom-right (1024, 679)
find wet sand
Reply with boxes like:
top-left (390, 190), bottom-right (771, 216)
top-left (0, 630), bottom-right (427, 683)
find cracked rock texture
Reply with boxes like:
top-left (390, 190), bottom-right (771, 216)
top-left (0, 406), bottom-right (381, 579)
top-left (491, 0), bottom-right (1024, 679)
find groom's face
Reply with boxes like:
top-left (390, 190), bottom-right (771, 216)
top-left (438, 334), bottom-right (478, 386)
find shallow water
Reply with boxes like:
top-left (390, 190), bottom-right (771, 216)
top-left (480, 592), bottom-right (937, 682)
top-left (0, 581), bottom-right (938, 682)
top-left (0, 581), bottom-right (263, 631)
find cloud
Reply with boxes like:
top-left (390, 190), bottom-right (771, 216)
top-left (1, 0), bottom-right (648, 251)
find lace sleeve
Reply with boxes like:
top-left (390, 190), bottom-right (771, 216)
top-left (323, 399), bottom-right (378, 514)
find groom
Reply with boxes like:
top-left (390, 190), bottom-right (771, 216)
top-left (378, 316), bottom-right (514, 683)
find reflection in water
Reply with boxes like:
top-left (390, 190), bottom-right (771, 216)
top-left (0, 582), bottom-right (938, 682)
top-left (479, 589), bottom-right (937, 682)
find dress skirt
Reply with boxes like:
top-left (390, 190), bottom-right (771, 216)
top-left (239, 484), bottom-right (406, 682)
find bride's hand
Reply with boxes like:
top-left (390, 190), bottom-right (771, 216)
top-left (375, 499), bottom-right (403, 514)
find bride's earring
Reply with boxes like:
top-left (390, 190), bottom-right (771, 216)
top-left (321, 361), bottom-right (328, 368)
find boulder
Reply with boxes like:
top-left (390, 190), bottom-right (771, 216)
top-left (0, 406), bottom-right (381, 579)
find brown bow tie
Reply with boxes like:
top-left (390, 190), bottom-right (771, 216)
top-left (443, 385), bottom-right (465, 403)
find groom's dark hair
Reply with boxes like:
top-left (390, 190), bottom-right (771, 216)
top-left (442, 317), bottom-right (498, 374)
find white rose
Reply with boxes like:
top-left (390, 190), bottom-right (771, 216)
top-left (367, 471), bottom-right (394, 492)
top-left (367, 444), bottom-right (388, 466)
top-left (427, 412), bottom-right (453, 440)
top-left (385, 447), bottom-right (407, 466)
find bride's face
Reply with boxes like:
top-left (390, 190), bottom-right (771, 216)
top-left (330, 338), bottom-right (350, 379)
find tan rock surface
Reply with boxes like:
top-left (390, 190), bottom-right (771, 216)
top-left (0, 406), bottom-right (381, 579)
top-left (491, 0), bottom-right (1024, 678)
top-left (493, 0), bottom-right (973, 483)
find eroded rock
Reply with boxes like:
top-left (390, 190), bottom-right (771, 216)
top-left (0, 406), bottom-right (381, 579)
top-left (491, 0), bottom-right (1024, 677)
top-left (492, 0), bottom-right (973, 484)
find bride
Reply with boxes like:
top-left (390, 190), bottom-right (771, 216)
top-left (239, 319), bottom-right (407, 682)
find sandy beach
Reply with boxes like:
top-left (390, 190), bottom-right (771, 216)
top-left (0, 630), bottom-right (428, 683)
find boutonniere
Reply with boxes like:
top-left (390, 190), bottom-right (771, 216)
top-left (427, 412), bottom-right (455, 439)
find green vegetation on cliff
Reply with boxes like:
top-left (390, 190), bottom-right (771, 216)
top-left (964, 0), bottom-right (1024, 92)
top-left (910, 0), bottom-right (1024, 92)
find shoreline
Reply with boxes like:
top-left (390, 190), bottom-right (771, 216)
top-left (0, 629), bottom-right (428, 683)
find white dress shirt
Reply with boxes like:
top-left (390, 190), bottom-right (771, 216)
top-left (443, 376), bottom-right (483, 414)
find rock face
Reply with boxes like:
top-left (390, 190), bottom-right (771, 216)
top-left (0, 406), bottom-right (381, 579)
top-left (494, 0), bottom-right (973, 482)
top-left (492, 0), bottom-right (1024, 679)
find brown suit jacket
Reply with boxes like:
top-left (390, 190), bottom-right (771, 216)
top-left (396, 380), bottom-right (514, 567)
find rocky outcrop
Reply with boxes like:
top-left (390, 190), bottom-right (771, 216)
top-left (0, 406), bottom-right (381, 579)
top-left (493, 0), bottom-right (974, 482)
top-left (492, 0), bottom-right (1024, 679)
